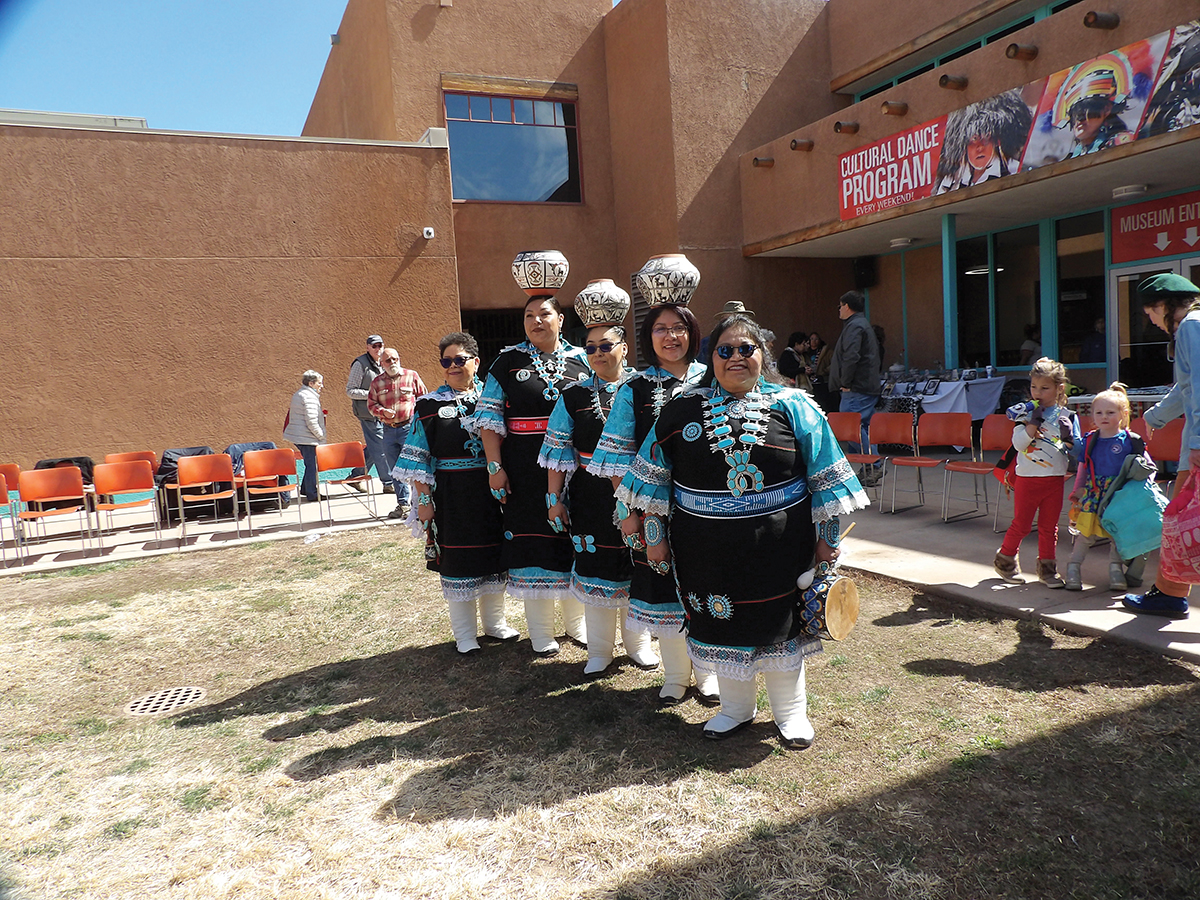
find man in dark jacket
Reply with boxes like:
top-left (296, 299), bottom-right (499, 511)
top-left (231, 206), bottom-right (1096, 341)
top-left (344, 334), bottom-right (392, 493)
top-left (829, 291), bottom-right (882, 484)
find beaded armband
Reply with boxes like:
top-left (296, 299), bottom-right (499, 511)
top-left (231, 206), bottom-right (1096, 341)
top-left (818, 516), bottom-right (841, 548)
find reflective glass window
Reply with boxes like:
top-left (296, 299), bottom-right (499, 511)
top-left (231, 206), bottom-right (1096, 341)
top-left (445, 91), bottom-right (582, 203)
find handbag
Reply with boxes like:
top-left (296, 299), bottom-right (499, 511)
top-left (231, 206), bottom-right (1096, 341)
top-left (1159, 471), bottom-right (1200, 584)
top-left (1100, 476), bottom-right (1167, 559)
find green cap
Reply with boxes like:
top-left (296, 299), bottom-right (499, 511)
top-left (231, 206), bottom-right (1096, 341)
top-left (1136, 272), bottom-right (1200, 299)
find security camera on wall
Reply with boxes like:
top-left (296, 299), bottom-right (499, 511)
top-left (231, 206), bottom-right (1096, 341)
top-left (422, 227), bottom-right (435, 240)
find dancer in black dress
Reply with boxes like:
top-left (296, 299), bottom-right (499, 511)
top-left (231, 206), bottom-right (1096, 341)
top-left (475, 260), bottom-right (591, 656)
top-left (589, 298), bottom-right (712, 703)
top-left (540, 279), bottom-right (657, 675)
top-left (394, 332), bottom-right (520, 654)
top-left (620, 314), bottom-right (868, 748)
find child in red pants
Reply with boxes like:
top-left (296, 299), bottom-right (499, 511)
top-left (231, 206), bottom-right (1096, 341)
top-left (995, 357), bottom-right (1080, 587)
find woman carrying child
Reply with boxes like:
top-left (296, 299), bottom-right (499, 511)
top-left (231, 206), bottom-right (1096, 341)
top-left (994, 357), bottom-right (1081, 587)
top-left (1065, 382), bottom-right (1149, 591)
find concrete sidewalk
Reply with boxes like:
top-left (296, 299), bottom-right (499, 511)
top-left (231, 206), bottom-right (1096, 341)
top-left (842, 475), bottom-right (1200, 665)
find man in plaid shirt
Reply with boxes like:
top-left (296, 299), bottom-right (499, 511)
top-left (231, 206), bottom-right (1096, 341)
top-left (369, 348), bottom-right (428, 519)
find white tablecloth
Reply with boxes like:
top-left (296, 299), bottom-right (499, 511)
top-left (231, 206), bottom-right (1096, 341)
top-left (910, 376), bottom-right (1007, 419)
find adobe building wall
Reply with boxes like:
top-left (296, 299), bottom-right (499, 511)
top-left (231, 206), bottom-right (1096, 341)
top-left (306, 0), bottom-right (619, 311)
top-left (606, 0), bottom-right (851, 342)
top-left (304, 0), bottom-right (399, 140)
top-left (741, 0), bottom-right (1194, 251)
top-left (826, 0), bottom-right (1023, 89)
top-left (0, 125), bottom-right (458, 466)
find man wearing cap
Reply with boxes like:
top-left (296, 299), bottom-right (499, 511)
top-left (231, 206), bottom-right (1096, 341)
top-left (829, 290), bottom-right (882, 485)
top-left (345, 335), bottom-right (391, 493)
top-left (1124, 273), bottom-right (1200, 619)
top-left (369, 347), bottom-right (427, 519)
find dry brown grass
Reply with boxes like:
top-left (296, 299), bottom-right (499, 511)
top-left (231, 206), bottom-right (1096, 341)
top-left (2, 528), bottom-right (1199, 899)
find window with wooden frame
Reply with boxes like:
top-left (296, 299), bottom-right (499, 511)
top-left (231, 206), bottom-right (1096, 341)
top-left (442, 74), bottom-right (581, 203)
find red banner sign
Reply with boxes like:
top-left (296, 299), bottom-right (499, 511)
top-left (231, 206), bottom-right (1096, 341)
top-left (838, 119), bottom-right (945, 220)
top-left (1111, 189), bottom-right (1200, 264)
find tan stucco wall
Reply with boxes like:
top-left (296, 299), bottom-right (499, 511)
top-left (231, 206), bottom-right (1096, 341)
top-left (307, 0), bottom-right (620, 312)
top-left (304, 0), bottom-right (399, 141)
top-left (605, 0), bottom-right (849, 330)
top-left (741, 0), bottom-right (1195, 253)
top-left (0, 125), bottom-right (458, 466)
top-left (826, 0), bottom-right (1023, 90)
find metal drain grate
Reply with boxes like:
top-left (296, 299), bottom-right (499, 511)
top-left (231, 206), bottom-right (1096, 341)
top-left (125, 686), bottom-right (207, 716)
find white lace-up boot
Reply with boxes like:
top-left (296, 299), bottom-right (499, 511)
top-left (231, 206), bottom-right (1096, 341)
top-left (479, 592), bottom-right (519, 642)
top-left (702, 675), bottom-right (757, 738)
top-left (620, 616), bottom-right (659, 668)
top-left (763, 666), bottom-right (815, 749)
top-left (524, 597), bottom-right (560, 655)
top-left (583, 605), bottom-right (616, 674)
top-left (446, 599), bottom-right (481, 655)
top-left (658, 634), bottom-right (692, 703)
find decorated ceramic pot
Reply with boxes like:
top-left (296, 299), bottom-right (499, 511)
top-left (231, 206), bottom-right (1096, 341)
top-left (512, 250), bottom-right (569, 298)
top-left (634, 253), bottom-right (700, 307)
top-left (574, 279), bottom-right (631, 327)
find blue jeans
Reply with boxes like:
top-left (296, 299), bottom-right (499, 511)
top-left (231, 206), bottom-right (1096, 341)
top-left (353, 417), bottom-right (391, 489)
top-left (297, 443), bottom-right (319, 500)
top-left (838, 391), bottom-right (880, 463)
top-left (381, 421), bottom-right (411, 505)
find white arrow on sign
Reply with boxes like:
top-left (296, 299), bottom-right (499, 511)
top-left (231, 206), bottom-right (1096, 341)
top-left (1186, 227), bottom-right (1200, 247)
top-left (1155, 232), bottom-right (1172, 251)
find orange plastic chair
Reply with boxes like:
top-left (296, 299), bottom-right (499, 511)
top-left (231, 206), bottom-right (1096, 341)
top-left (315, 441), bottom-right (377, 523)
top-left (174, 453), bottom-right (242, 543)
top-left (1128, 417), bottom-right (1150, 441)
top-left (240, 448), bottom-right (302, 533)
top-left (828, 411), bottom-right (884, 505)
top-left (1075, 414), bottom-right (1094, 438)
top-left (1145, 417), bottom-right (1184, 467)
top-left (0, 464), bottom-right (20, 501)
top-left (16, 466), bottom-right (91, 560)
top-left (941, 413), bottom-right (1002, 522)
top-left (0, 475), bottom-right (11, 566)
top-left (104, 450), bottom-right (159, 475)
top-left (881, 412), bottom-right (967, 514)
top-left (92, 460), bottom-right (161, 550)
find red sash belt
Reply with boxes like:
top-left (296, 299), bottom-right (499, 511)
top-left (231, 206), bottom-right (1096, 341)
top-left (509, 416), bottom-right (550, 434)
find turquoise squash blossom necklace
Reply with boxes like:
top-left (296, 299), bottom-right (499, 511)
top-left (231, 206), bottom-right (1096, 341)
top-left (702, 383), bottom-right (769, 497)
top-left (524, 343), bottom-right (567, 401)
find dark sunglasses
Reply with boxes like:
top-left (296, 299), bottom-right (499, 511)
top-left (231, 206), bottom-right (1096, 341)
top-left (370, 342), bottom-right (384, 348)
top-left (439, 354), bottom-right (474, 368)
top-left (715, 343), bottom-right (758, 360)
top-left (585, 342), bottom-right (620, 355)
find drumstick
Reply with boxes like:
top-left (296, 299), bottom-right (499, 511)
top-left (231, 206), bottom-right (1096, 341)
top-left (840, 521), bottom-right (856, 540)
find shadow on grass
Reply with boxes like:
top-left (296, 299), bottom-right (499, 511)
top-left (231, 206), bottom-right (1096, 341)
top-left (904, 617), bottom-right (1198, 693)
top-left (173, 639), bottom-right (774, 820)
top-left (594, 686), bottom-right (1200, 900)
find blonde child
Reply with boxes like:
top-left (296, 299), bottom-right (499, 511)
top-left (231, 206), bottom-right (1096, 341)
top-left (994, 357), bottom-right (1080, 587)
top-left (1065, 383), bottom-right (1150, 591)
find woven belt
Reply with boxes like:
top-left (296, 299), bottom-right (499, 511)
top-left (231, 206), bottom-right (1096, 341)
top-left (509, 417), bottom-right (550, 434)
top-left (673, 475), bottom-right (808, 519)
top-left (383, 419), bottom-right (410, 428)
top-left (434, 457), bottom-right (487, 471)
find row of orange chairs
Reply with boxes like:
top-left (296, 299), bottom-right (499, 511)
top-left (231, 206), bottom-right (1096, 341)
top-left (0, 441), bottom-right (379, 565)
top-left (829, 411), bottom-right (1184, 525)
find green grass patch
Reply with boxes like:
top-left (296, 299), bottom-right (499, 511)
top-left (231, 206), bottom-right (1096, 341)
top-left (58, 631), bottom-right (112, 642)
top-left (178, 784), bottom-right (222, 812)
top-left (49, 613), bottom-right (111, 627)
top-left (116, 758), bottom-right (152, 776)
top-left (104, 817), bottom-right (146, 839)
top-left (31, 732), bottom-right (70, 745)
top-left (73, 718), bottom-right (111, 736)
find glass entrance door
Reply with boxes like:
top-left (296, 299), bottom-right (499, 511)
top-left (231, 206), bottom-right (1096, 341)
top-left (1111, 263), bottom-right (1176, 388)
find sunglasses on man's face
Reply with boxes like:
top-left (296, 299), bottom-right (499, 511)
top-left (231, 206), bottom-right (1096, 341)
top-left (440, 354), bottom-right (474, 369)
top-left (370, 342), bottom-right (384, 349)
top-left (585, 342), bottom-right (620, 355)
top-left (715, 343), bottom-right (758, 360)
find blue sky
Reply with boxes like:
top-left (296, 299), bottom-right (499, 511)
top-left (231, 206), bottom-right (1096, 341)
top-left (0, 0), bottom-right (349, 135)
